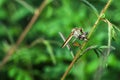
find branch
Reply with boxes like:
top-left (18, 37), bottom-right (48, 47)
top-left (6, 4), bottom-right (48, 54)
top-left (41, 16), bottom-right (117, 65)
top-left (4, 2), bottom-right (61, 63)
top-left (0, 0), bottom-right (48, 70)
top-left (61, 0), bottom-right (112, 80)
top-left (59, 32), bottom-right (74, 58)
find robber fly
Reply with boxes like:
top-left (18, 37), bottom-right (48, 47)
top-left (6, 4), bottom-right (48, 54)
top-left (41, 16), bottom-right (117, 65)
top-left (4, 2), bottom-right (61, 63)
top-left (62, 27), bottom-right (88, 48)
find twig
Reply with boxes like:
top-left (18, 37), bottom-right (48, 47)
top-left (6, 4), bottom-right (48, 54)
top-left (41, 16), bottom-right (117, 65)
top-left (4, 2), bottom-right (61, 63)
top-left (59, 32), bottom-right (74, 58)
top-left (61, 0), bottom-right (112, 80)
top-left (93, 19), bottom-right (112, 80)
top-left (15, 0), bottom-right (34, 13)
top-left (0, 0), bottom-right (48, 70)
top-left (29, 38), bottom-right (61, 48)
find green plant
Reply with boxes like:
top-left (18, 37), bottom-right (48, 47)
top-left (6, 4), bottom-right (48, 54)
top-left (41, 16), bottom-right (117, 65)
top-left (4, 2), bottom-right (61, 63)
top-left (0, 0), bottom-right (120, 80)
top-left (61, 0), bottom-right (120, 80)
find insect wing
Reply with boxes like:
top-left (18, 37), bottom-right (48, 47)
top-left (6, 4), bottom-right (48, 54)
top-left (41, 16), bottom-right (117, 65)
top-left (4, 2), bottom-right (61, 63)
top-left (62, 33), bottom-right (73, 48)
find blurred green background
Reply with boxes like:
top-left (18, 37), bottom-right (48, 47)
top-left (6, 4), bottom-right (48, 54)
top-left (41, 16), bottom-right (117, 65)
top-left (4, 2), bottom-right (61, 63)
top-left (0, 0), bottom-right (120, 80)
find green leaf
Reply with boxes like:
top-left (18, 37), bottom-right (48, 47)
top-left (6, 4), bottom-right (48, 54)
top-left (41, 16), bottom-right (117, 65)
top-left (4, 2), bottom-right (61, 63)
top-left (45, 6), bottom-right (53, 18)
top-left (24, 74), bottom-right (32, 80)
top-left (0, 25), bottom-right (6, 36)
top-left (16, 71), bottom-right (24, 80)
top-left (111, 26), bottom-right (117, 40)
top-left (81, 0), bottom-right (99, 16)
top-left (99, 45), bottom-right (115, 50)
top-left (11, 7), bottom-right (30, 22)
top-left (0, 9), bottom-right (7, 19)
top-left (0, 0), bottom-right (7, 7)
top-left (86, 60), bottom-right (99, 74)
top-left (107, 20), bottom-right (112, 55)
top-left (15, 0), bottom-right (35, 13)
top-left (47, 0), bottom-right (53, 4)
top-left (34, 53), bottom-right (47, 64)
top-left (93, 48), bottom-right (103, 57)
top-left (113, 25), bottom-right (120, 32)
top-left (8, 67), bottom-right (17, 78)
top-left (108, 54), bottom-right (120, 70)
top-left (43, 40), bottom-right (56, 64)
top-left (2, 41), bottom-right (11, 53)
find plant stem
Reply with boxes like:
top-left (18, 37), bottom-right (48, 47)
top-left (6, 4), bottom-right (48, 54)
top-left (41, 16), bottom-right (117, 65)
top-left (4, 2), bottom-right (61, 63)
top-left (15, 0), bottom-right (35, 13)
top-left (0, 0), bottom-right (48, 70)
top-left (61, 0), bottom-right (112, 80)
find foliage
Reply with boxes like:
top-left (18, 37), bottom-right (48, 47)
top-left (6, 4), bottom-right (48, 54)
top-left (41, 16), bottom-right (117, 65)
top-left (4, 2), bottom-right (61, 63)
top-left (0, 0), bottom-right (120, 80)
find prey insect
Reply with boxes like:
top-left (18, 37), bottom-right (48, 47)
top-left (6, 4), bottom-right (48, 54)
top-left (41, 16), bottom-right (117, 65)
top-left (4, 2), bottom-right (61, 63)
top-left (62, 27), bottom-right (88, 48)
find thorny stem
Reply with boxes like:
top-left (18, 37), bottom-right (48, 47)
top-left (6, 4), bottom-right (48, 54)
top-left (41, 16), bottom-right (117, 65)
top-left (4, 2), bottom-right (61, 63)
top-left (0, 0), bottom-right (48, 70)
top-left (61, 0), bottom-right (112, 80)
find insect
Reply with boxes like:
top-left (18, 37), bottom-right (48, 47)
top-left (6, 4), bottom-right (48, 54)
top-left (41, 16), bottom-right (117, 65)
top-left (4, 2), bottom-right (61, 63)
top-left (62, 27), bottom-right (88, 48)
